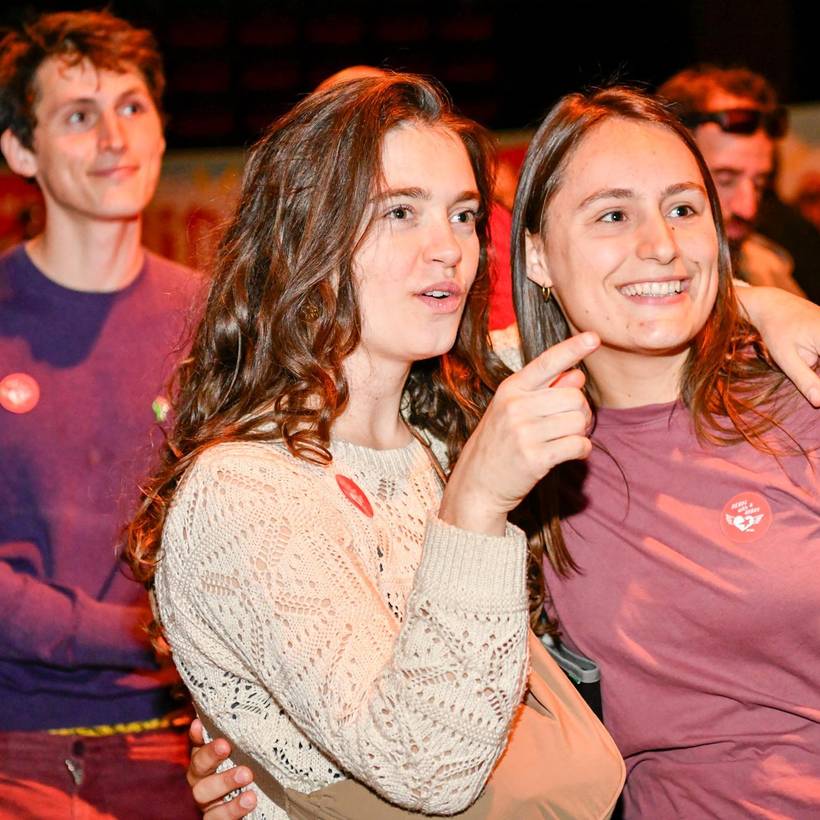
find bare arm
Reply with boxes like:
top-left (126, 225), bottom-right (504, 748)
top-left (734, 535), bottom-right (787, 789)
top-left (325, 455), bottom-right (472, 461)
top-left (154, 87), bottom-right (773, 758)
top-left (738, 285), bottom-right (820, 406)
top-left (0, 548), bottom-right (156, 670)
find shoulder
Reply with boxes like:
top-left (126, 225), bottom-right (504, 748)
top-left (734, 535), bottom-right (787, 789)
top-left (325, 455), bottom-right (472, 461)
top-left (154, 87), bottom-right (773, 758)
top-left (744, 232), bottom-right (792, 265)
top-left (171, 439), bottom-right (331, 524)
top-left (159, 440), bottom-right (361, 611)
top-left (162, 440), bottom-right (328, 562)
top-left (775, 385), bottom-right (820, 450)
top-left (182, 439), bottom-right (323, 496)
top-left (737, 233), bottom-right (796, 287)
top-left (0, 244), bottom-right (27, 286)
top-left (144, 250), bottom-right (201, 281)
top-left (132, 252), bottom-right (206, 340)
top-left (0, 244), bottom-right (24, 269)
top-left (142, 251), bottom-right (206, 303)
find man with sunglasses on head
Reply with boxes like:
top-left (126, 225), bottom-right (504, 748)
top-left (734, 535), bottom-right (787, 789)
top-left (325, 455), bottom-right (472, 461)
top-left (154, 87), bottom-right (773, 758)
top-left (659, 65), bottom-right (806, 297)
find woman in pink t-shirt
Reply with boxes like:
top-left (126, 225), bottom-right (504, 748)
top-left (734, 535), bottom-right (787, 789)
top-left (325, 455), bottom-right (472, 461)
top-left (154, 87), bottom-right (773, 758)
top-left (512, 87), bottom-right (819, 818)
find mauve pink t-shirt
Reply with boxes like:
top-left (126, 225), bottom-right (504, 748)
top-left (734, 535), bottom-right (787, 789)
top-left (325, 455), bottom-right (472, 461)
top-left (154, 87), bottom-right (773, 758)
top-left (544, 395), bottom-right (820, 819)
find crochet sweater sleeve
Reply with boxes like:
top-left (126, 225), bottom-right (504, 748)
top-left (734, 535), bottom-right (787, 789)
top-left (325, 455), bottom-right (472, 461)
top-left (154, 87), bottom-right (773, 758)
top-left (157, 443), bottom-right (530, 814)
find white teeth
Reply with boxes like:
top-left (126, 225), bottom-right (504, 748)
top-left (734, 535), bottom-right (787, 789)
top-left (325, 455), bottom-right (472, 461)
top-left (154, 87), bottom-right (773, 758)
top-left (424, 290), bottom-right (449, 298)
top-left (621, 280), bottom-right (682, 297)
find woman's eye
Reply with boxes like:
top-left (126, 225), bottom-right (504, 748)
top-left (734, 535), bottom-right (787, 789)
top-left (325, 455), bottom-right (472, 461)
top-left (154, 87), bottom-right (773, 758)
top-left (387, 206), bottom-right (412, 220)
top-left (600, 210), bottom-right (626, 223)
top-left (451, 209), bottom-right (477, 225)
top-left (669, 204), bottom-right (695, 218)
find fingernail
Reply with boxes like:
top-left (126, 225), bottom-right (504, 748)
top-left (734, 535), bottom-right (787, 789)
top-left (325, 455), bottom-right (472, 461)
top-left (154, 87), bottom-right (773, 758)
top-left (809, 387), bottom-right (820, 407)
top-left (581, 333), bottom-right (597, 349)
top-left (239, 792), bottom-right (255, 808)
top-left (235, 768), bottom-right (251, 785)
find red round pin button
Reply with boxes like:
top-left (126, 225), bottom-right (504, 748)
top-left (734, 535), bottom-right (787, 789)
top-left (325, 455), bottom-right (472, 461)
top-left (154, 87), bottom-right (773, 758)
top-left (0, 372), bottom-right (40, 414)
top-left (720, 491), bottom-right (772, 543)
top-left (336, 474), bottom-right (374, 518)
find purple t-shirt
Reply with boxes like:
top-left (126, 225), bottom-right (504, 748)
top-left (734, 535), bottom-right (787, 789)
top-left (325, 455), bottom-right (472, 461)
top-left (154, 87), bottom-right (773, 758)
top-left (0, 245), bottom-right (202, 730)
top-left (545, 396), bottom-right (820, 818)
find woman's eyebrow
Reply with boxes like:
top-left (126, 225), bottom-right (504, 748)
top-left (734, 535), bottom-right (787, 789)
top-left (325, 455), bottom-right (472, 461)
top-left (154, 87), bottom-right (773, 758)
top-left (371, 187), bottom-right (429, 204)
top-left (371, 187), bottom-right (481, 205)
top-left (662, 181), bottom-right (707, 197)
top-left (577, 188), bottom-right (633, 211)
top-left (577, 182), bottom-right (706, 211)
top-left (452, 189), bottom-right (482, 204)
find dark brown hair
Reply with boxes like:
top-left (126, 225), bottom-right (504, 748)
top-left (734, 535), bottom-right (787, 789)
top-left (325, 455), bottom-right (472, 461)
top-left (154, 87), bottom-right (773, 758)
top-left (657, 64), bottom-right (779, 117)
top-left (510, 87), bottom-right (788, 617)
top-left (0, 10), bottom-right (165, 148)
top-left (126, 74), bottom-right (508, 596)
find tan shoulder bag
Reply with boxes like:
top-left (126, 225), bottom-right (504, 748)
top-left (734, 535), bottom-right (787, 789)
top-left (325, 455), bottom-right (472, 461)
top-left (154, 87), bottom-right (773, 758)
top-left (217, 632), bottom-right (624, 820)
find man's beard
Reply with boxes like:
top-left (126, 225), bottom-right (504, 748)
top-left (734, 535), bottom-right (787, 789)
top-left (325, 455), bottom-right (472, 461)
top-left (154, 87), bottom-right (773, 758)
top-left (725, 215), bottom-right (755, 250)
top-left (727, 220), bottom-right (752, 283)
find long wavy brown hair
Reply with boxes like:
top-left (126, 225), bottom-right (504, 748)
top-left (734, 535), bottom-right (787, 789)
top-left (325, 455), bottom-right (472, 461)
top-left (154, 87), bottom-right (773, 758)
top-left (126, 74), bottom-right (509, 597)
top-left (510, 87), bottom-right (791, 626)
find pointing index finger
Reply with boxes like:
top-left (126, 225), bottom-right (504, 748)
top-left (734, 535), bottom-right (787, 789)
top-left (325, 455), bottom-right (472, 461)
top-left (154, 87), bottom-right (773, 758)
top-left (516, 332), bottom-right (600, 390)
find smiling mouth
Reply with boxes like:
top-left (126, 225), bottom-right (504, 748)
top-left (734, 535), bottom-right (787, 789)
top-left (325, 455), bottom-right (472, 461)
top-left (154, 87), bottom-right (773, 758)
top-left (90, 166), bottom-right (139, 178)
top-left (619, 280), bottom-right (687, 297)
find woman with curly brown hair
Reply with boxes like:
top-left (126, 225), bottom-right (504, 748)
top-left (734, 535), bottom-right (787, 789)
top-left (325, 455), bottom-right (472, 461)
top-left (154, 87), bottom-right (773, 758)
top-left (124, 74), bottom-right (626, 818)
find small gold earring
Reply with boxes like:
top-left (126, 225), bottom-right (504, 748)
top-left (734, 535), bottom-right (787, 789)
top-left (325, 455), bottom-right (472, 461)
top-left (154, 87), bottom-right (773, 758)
top-left (541, 284), bottom-right (552, 303)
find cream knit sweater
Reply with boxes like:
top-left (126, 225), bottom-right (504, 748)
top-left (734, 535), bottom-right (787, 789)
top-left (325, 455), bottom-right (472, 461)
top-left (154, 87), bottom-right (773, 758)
top-left (156, 436), bottom-right (530, 819)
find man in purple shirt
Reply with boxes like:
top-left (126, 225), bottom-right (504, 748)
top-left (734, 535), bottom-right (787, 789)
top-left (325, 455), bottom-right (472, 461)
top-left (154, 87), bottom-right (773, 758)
top-left (0, 11), bottom-right (200, 817)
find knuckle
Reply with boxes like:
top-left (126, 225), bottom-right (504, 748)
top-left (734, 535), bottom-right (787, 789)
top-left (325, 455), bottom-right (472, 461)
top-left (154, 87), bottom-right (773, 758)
top-left (573, 388), bottom-right (589, 410)
top-left (556, 386), bottom-right (584, 411)
top-left (576, 436), bottom-right (593, 457)
top-left (568, 410), bottom-right (587, 431)
top-left (191, 781), bottom-right (209, 804)
top-left (495, 378), bottom-right (514, 401)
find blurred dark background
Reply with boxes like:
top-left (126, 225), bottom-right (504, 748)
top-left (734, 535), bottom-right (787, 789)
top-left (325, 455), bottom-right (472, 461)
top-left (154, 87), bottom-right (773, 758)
top-left (2, 0), bottom-right (816, 149)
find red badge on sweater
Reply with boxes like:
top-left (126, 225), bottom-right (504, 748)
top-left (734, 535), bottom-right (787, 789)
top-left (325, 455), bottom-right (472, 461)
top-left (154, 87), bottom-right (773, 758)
top-left (336, 475), bottom-right (373, 518)
top-left (720, 491), bottom-right (772, 543)
top-left (0, 372), bottom-right (40, 414)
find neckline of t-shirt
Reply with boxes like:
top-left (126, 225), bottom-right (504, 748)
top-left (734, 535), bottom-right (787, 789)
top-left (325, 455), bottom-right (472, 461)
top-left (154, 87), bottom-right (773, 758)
top-left (593, 399), bottom-right (686, 430)
top-left (11, 244), bottom-right (149, 303)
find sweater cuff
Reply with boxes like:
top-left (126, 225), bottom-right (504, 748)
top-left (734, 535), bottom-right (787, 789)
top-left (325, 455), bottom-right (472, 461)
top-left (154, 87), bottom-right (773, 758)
top-left (413, 515), bottom-right (528, 613)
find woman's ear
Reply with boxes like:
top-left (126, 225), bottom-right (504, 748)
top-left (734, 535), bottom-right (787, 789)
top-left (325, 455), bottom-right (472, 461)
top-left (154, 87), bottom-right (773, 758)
top-left (524, 231), bottom-right (553, 289)
top-left (1, 129), bottom-right (38, 179)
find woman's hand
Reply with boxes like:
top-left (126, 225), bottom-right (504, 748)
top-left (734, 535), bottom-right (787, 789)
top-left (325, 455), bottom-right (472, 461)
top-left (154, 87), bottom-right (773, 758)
top-left (738, 285), bottom-right (820, 406)
top-left (187, 718), bottom-right (257, 819)
top-left (440, 332), bottom-right (599, 535)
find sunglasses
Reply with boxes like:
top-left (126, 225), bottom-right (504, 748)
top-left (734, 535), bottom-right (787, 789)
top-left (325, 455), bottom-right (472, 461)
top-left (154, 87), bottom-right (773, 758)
top-left (682, 107), bottom-right (788, 138)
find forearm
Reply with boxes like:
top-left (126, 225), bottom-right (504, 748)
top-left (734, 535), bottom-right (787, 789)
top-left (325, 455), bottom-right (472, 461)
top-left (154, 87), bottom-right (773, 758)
top-left (735, 284), bottom-right (820, 406)
top-left (360, 516), bottom-right (530, 811)
top-left (0, 555), bottom-right (157, 669)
